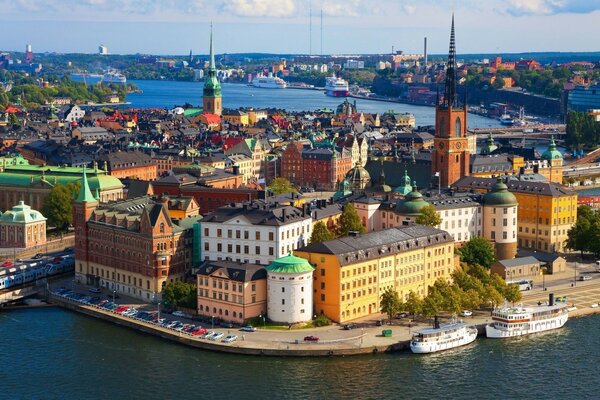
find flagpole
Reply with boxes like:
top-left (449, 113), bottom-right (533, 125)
top-left (438, 172), bottom-right (441, 196)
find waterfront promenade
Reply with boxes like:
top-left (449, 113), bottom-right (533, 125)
top-left (44, 260), bottom-right (600, 357)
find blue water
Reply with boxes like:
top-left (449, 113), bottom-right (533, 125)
top-left (1, 307), bottom-right (598, 400)
top-left (123, 79), bottom-right (501, 129)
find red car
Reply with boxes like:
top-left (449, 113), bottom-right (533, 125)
top-left (114, 306), bottom-right (129, 313)
top-left (192, 328), bottom-right (208, 336)
top-left (304, 336), bottom-right (319, 342)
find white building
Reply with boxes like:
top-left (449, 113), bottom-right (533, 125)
top-left (99, 45), bottom-right (108, 55)
top-left (344, 59), bottom-right (365, 69)
top-left (482, 179), bottom-right (519, 260)
top-left (200, 202), bottom-right (313, 266)
top-left (265, 254), bottom-right (314, 324)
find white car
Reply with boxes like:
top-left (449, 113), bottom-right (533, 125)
top-left (579, 275), bottom-right (592, 281)
top-left (210, 332), bottom-right (224, 341)
top-left (172, 311), bottom-right (192, 319)
top-left (201, 331), bottom-right (215, 339)
top-left (461, 310), bottom-right (473, 317)
top-left (123, 308), bottom-right (138, 317)
top-left (222, 335), bottom-right (238, 343)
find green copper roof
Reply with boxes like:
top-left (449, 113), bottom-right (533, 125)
top-left (266, 253), bottom-right (314, 274)
top-left (541, 137), bottom-right (563, 161)
top-left (394, 170), bottom-right (413, 195)
top-left (395, 182), bottom-right (429, 215)
top-left (76, 167), bottom-right (96, 203)
top-left (0, 201), bottom-right (46, 223)
top-left (483, 179), bottom-right (518, 206)
top-left (183, 108), bottom-right (203, 117)
top-left (203, 24), bottom-right (222, 98)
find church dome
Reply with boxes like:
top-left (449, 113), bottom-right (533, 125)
top-left (393, 170), bottom-right (413, 195)
top-left (541, 138), bottom-right (563, 161)
top-left (395, 184), bottom-right (430, 215)
top-left (0, 201), bottom-right (46, 223)
top-left (345, 161), bottom-right (371, 190)
top-left (483, 179), bottom-right (518, 206)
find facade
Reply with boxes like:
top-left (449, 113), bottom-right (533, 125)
top-left (295, 226), bottom-right (456, 323)
top-left (201, 202), bottom-right (312, 265)
top-left (454, 176), bottom-right (577, 252)
top-left (196, 260), bottom-right (267, 324)
top-left (482, 179), bottom-right (519, 260)
top-left (265, 254), bottom-right (314, 324)
top-left (74, 180), bottom-right (200, 302)
top-left (99, 151), bottom-right (157, 181)
top-left (490, 256), bottom-right (541, 280)
top-left (0, 164), bottom-right (123, 211)
top-left (203, 26), bottom-right (222, 116)
top-left (0, 201), bottom-right (46, 248)
top-left (224, 138), bottom-right (269, 182)
top-left (431, 16), bottom-right (471, 188)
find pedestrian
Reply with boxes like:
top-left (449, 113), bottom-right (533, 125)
top-left (242, 334), bottom-right (245, 341)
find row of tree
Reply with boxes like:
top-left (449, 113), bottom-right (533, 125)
top-left (565, 111), bottom-right (600, 149)
top-left (380, 263), bottom-right (522, 321)
top-left (161, 281), bottom-right (197, 309)
top-left (566, 205), bottom-right (600, 256)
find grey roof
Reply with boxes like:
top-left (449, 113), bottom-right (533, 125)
top-left (198, 260), bottom-right (267, 282)
top-left (202, 203), bottom-right (310, 226)
top-left (517, 249), bottom-right (565, 264)
top-left (298, 225), bottom-right (453, 266)
top-left (99, 151), bottom-right (155, 170)
top-left (453, 176), bottom-right (574, 196)
top-left (496, 256), bottom-right (540, 267)
top-left (470, 155), bottom-right (513, 173)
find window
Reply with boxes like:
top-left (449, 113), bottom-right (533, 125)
top-left (255, 232), bottom-right (261, 240)
top-left (160, 223), bottom-right (165, 233)
top-left (455, 116), bottom-right (461, 137)
top-left (252, 284), bottom-right (256, 291)
top-left (217, 243), bottom-right (222, 252)
top-left (204, 242), bottom-right (209, 251)
top-left (227, 230), bottom-right (232, 238)
top-left (320, 269), bottom-right (325, 276)
top-left (269, 247), bottom-right (274, 256)
top-left (217, 229), bottom-right (222, 237)
top-left (269, 232), bottom-right (274, 241)
top-left (204, 227), bottom-right (209, 236)
top-left (255, 246), bottom-right (260, 255)
top-left (281, 299), bottom-right (285, 305)
top-left (236, 230), bottom-right (240, 239)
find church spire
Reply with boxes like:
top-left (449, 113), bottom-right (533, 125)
top-left (76, 166), bottom-right (96, 203)
top-left (442, 13), bottom-right (457, 109)
top-left (209, 22), bottom-right (215, 71)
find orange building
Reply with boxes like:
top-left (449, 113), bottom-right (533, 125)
top-left (197, 260), bottom-right (267, 324)
top-left (99, 151), bottom-right (158, 181)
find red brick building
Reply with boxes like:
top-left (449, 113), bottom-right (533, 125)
top-left (99, 151), bottom-right (158, 181)
top-left (74, 169), bottom-right (200, 301)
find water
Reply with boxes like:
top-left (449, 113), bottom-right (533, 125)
top-left (1, 307), bottom-right (598, 400)
top-left (123, 80), bottom-right (501, 129)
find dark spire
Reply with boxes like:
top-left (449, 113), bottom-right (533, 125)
top-left (442, 13), bottom-right (457, 108)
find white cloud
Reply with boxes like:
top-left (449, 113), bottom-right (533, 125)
top-left (505, 0), bottom-right (600, 15)
top-left (220, 0), bottom-right (296, 17)
top-left (403, 4), bottom-right (417, 15)
top-left (322, 1), bottom-right (359, 17)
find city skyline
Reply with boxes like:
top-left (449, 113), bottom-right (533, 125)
top-left (0, 0), bottom-right (599, 55)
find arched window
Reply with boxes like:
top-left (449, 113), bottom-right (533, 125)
top-left (159, 223), bottom-right (165, 233)
top-left (455, 117), bottom-right (462, 137)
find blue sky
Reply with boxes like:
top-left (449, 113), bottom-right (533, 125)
top-left (1, 0), bottom-right (600, 55)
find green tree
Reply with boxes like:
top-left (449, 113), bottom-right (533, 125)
top-left (504, 283), bottom-right (523, 304)
top-left (566, 205), bottom-right (599, 257)
top-left (41, 182), bottom-right (80, 230)
top-left (458, 237), bottom-right (497, 268)
top-left (8, 113), bottom-right (19, 128)
top-left (336, 203), bottom-right (366, 237)
top-left (415, 204), bottom-right (442, 227)
top-left (421, 293), bottom-right (442, 318)
top-left (380, 287), bottom-right (402, 322)
top-left (309, 221), bottom-right (335, 244)
top-left (403, 290), bottom-right (423, 316)
top-left (162, 281), bottom-right (197, 309)
top-left (269, 177), bottom-right (298, 195)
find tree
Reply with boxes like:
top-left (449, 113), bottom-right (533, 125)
top-left (309, 221), bottom-right (335, 244)
top-left (415, 205), bottom-right (442, 227)
top-left (403, 290), bottom-right (423, 317)
top-left (380, 287), bottom-right (402, 322)
top-left (336, 203), bottom-right (366, 237)
top-left (162, 281), bottom-right (197, 309)
top-left (41, 182), bottom-right (80, 230)
top-left (504, 283), bottom-right (523, 304)
top-left (269, 177), bottom-right (298, 195)
top-left (566, 205), bottom-right (600, 257)
top-left (458, 236), bottom-right (497, 268)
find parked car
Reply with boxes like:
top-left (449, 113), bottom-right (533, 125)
top-left (579, 275), bottom-right (592, 281)
top-left (210, 332), bottom-right (225, 341)
top-left (172, 311), bottom-right (192, 318)
top-left (396, 312), bottom-right (408, 319)
top-left (201, 331), bottom-right (215, 339)
top-left (33, 253), bottom-right (43, 259)
top-left (240, 325), bottom-right (257, 332)
top-left (376, 320), bottom-right (385, 326)
top-left (88, 287), bottom-right (101, 294)
top-left (343, 323), bottom-right (357, 330)
top-left (304, 336), bottom-right (319, 342)
top-left (192, 328), bottom-right (208, 336)
top-left (222, 335), bottom-right (238, 343)
top-left (461, 310), bottom-right (473, 317)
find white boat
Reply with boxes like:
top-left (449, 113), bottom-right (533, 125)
top-left (325, 73), bottom-right (349, 97)
top-left (499, 107), bottom-right (514, 125)
top-left (252, 73), bottom-right (286, 89)
top-left (486, 294), bottom-right (568, 339)
top-left (102, 70), bottom-right (127, 84)
top-left (410, 316), bottom-right (478, 354)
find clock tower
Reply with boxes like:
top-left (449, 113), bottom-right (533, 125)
top-left (432, 14), bottom-right (470, 188)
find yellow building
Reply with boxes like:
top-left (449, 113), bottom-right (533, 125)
top-left (295, 226), bottom-right (456, 323)
top-left (454, 177), bottom-right (577, 252)
top-left (223, 110), bottom-right (249, 127)
top-left (248, 110), bottom-right (268, 126)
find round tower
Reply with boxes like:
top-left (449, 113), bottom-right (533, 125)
top-left (483, 179), bottom-right (518, 260)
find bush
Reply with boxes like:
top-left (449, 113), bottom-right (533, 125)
top-left (313, 314), bottom-right (331, 327)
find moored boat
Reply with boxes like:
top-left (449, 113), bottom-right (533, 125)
top-left (410, 316), bottom-right (478, 354)
top-left (486, 293), bottom-right (568, 339)
top-left (325, 73), bottom-right (349, 97)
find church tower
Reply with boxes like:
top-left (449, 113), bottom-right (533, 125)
top-left (203, 24), bottom-right (222, 116)
top-left (432, 14), bottom-right (470, 187)
top-left (73, 167), bottom-right (98, 285)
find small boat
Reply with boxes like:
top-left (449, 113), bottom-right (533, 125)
top-left (486, 293), bottom-right (568, 339)
top-left (410, 316), bottom-right (478, 354)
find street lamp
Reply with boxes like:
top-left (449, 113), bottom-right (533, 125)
top-left (157, 302), bottom-right (161, 321)
top-left (260, 313), bottom-right (265, 328)
top-left (212, 315), bottom-right (215, 329)
top-left (573, 262), bottom-right (577, 287)
top-left (112, 290), bottom-right (116, 304)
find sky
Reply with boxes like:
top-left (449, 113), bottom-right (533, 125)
top-left (1, 0), bottom-right (600, 55)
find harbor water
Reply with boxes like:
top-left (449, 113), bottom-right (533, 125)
top-left (1, 307), bottom-right (597, 400)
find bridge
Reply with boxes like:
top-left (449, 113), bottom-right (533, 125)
top-left (0, 280), bottom-right (46, 306)
top-left (563, 164), bottom-right (600, 180)
top-left (567, 148), bottom-right (600, 167)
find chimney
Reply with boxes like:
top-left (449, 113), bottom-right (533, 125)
top-left (549, 293), bottom-right (554, 306)
top-left (433, 316), bottom-right (440, 330)
top-left (282, 208), bottom-right (287, 221)
top-left (232, 165), bottom-right (240, 175)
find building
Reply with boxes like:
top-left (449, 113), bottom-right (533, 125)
top-left (265, 254), bottom-right (314, 324)
top-left (431, 16), bottom-right (471, 188)
top-left (0, 201), bottom-right (46, 248)
top-left (454, 176), bottom-right (577, 252)
top-left (295, 226), bottom-right (456, 323)
top-left (99, 151), bottom-right (157, 181)
top-left (72, 127), bottom-right (111, 144)
top-left (0, 164), bottom-right (123, 211)
top-left (99, 45), bottom-right (108, 55)
top-left (196, 260), bottom-right (267, 324)
top-left (73, 173), bottom-right (200, 302)
top-left (223, 110), bottom-right (249, 127)
top-left (224, 138), bottom-right (269, 182)
top-left (200, 202), bottom-right (312, 265)
top-left (490, 256), bottom-right (541, 281)
top-left (203, 26), bottom-right (222, 116)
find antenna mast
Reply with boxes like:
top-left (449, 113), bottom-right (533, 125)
top-left (320, 8), bottom-right (323, 56)
top-left (309, 1), bottom-right (312, 56)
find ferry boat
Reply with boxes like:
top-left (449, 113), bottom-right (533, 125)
top-left (486, 294), bottom-right (568, 339)
top-left (410, 316), bottom-right (478, 354)
top-left (251, 73), bottom-right (287, 89)
top-left (325, 74), bottom-right (349, 97)
top-left (102, 70), bottom-right (127, 84)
